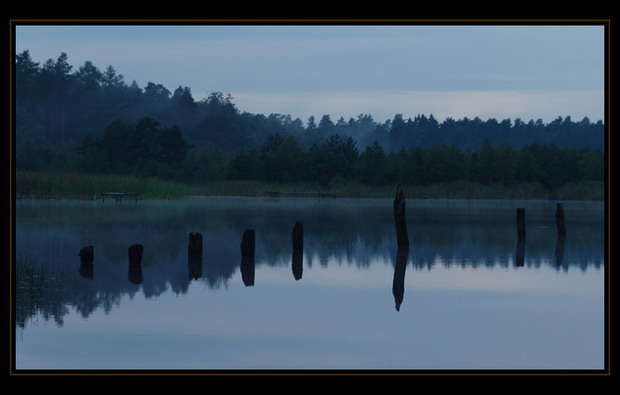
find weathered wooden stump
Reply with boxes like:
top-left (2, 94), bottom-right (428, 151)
top-left (188, 232), bottom-right (203, 257)
top-left (79, 245), bottom-right (94, 264)
top-left (241, 229), bottom-right (255, 258)
top-left (555, 203), bottom-right (566, 236)
top-left (515, 208), bottom-right (526, 266)
top-left (128, 244), bottom-right (144, 265)
top-left (393, 186), bottom-right (409, 248)
top-left (516, 208), bottom-right (526, 239)
top-left (292, 221), bottom-right (304, 251)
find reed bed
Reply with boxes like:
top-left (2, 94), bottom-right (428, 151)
top-left (16, 171), bottom-right (188, 200)
top-left (15, 171), bottom-right (603, 201)
top-left (188, 179), bottom-right (603, 200)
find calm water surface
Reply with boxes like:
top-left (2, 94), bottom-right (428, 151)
top-left (14, 197), bottom-right (605, 371)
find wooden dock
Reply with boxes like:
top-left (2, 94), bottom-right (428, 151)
top-left (101, 192), bottom-right (138, 203)
top-left (266, 191), bottom-right (337, 198)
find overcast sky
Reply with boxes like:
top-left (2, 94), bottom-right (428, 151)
top-left (14, 23), bottom-right (605, 124)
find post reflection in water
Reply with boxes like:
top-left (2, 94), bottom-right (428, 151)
top-left (555, 234), bottom-right (566, 266)
top-left (392, 247), bottom-right (409, 311)
top-left (14, 198), bottom-right (604, 370)
top-left (188, 255), bottom-right (202, 280)
top-left (292, 251), bottom-right (303, 280)
top-left (241, 258), bottom-right (255, 286)
top-left (188, 232), bottom-right (203, 280)
top-left (128, 263), bottom-right (143, 285)
top-left (241, 229), bottom-right (255, 259)
top-left (292, 221), bottom-right (304, 280)
top-left (240, 228), bottom-right (256, 286)
top-left (79, 245), bottom-right (94, 280)
top-left (79, 262), bottom-right (94, 280)
top-left (516, 237), bottom-right (526, 267)
top-left (128, 244), bottom-right (144, 284)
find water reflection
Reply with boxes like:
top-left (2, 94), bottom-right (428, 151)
top-left (515, 237), bottom-right (526, 267)
top-left (292, 250), bottom-right (303, 280)
top-left (392, 248), bottom-right (409, 311)
top-left (128, 263), bottom-right (143, 285)
top-left (188, 255), bottom-right (202, 280)
top-left (555, 234), bottom-right (567, 266)
top-left (79, 245), bottom-right (94, 279)
top-left (14, 197), bottom-right (604, 328)
top-left (241, 258), bottom-right (255, 286)
top-left (188, 232), bottom-right (203, 280)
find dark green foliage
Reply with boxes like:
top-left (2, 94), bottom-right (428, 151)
top-left (14, 50), bottom-right (606, 193)
top-left (15, 51), bottom-right (604, 151)
top-left (75, 117), bottom-right (190, 179)
top-left (357, 141), bottom-right (391, 185)
top-left (22, 115), bottom-right (605, 193)
top-left (308, 134), bottom-right (359, 185)
top-left (259, 133), bottom-right (306, 183)
top-left (227, 148), bottom-right (263, 181)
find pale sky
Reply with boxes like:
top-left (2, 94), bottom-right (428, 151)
top-left (13, 23), bottom-right (606, 123)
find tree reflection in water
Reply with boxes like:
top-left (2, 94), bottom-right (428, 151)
top-left (14, 198), bottom-right (604, 328)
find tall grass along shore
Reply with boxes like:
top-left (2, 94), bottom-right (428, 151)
top-left (15, 171), bottom-right (188, 200)
top-left (15, 171), bottom-right (603, 201)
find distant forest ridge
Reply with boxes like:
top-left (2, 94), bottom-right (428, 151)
top-left (15, 51), bottom-right (604, 153)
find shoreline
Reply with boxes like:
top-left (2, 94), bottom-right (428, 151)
top-left (15, 191), bottom-right (605, 204)
top-left (14, 171), bottom-right (605, 202)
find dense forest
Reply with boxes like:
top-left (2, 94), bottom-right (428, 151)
top-left (14, 51), bottom-right (605, 189)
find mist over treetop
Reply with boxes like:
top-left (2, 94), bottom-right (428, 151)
top-left (15, 50), bottom-right (604, 152)
top-left (14, 51), bottom-right (604, 197)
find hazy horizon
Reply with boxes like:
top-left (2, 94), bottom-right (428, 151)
top-left (14, 23), bottom-right (606, 124)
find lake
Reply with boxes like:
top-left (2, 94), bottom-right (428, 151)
top-left (13, 196), bottom-right (606, 372)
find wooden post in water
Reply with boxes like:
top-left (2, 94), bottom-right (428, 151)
top-left (555, 203), bottom-right (566, 236)
top-left (241, 229), bottom-right (255, 258)
top-left (79, 245), bottom-right (94, 263)
top-left (393, 185), bottom-right (409, 248)
top-left (515, 208), bottom-right (526, 267)
top-left (554, 202), bottom-right (567, 266)
top-left (188, 232), bottom-right (203, 257)
top-left (516, 208), bottom-right (526, 239)
top-left (292, 221), bottom-right (304, 251)
top-left (128, 244), bottom-right (144, 265)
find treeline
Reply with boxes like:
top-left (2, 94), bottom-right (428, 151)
top-left (16, 50), bottom-right (604, 154)
top-left (14, 50), bottom-right (605, 191)
top-left (190, 131), bottom-right (605, 188)
top-left (17, 115), bottom-right (603, 190)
